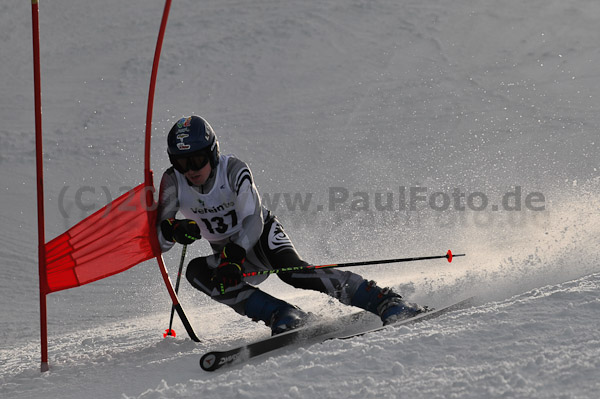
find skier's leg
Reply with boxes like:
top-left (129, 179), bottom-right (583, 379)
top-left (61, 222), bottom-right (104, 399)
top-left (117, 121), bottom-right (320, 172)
top-left (186, 255), bottom-right (255, 314)
top-left (278, 266), bottom-right (424, 324)
top-left (186, 255), bottom-right (306, 334)
top-left (254, 215), bottom-right (363, 307)
top-left (256, 216), bottom-right (424, 324)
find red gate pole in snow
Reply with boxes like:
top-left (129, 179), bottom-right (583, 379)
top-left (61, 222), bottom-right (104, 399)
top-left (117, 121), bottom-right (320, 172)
top-left (141, 0), bottom-right (201, 342)
top-left (141, 0), bottom-right (200, 342)
top-left (143, 0), bottom-right (176, 301)
top-left (31, 0), bottom-right (50, 373)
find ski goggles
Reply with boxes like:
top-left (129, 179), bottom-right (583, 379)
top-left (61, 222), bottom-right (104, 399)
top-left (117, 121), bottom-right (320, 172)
top-left (172, 153), bottom-right (210, 172)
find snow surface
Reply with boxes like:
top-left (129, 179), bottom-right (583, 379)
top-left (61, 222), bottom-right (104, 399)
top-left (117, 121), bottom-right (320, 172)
top-left (1, 0), bottom-right (600, 397)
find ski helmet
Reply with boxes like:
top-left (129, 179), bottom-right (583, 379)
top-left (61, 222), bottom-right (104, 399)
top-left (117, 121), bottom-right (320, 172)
top-left (167, 116), bottom-right (220, 173)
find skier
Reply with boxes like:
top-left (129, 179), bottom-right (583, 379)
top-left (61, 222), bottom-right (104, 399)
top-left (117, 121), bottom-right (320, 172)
top-left (157, 115), bottom-right (424, 335)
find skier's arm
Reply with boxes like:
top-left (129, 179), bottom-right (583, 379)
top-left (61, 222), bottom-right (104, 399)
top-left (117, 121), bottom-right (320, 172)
top-left (227, 158), bottom-right (263, 252)
top-left (156, 168), bottom-right (180, 252)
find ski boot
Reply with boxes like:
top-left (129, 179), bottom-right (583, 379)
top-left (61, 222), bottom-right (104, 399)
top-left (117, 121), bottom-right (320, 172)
top-left (270, 306), bottom-right (310, 335)
top-left (350, 280), bottom-right (425, 325)
top-left (244, 290), bottom-right (309, 335)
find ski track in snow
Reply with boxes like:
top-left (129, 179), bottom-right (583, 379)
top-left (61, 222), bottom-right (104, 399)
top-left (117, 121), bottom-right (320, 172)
top-left (1, 0), bottom-right (600, 398)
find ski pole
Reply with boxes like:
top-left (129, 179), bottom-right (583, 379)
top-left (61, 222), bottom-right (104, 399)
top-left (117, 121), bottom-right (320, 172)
top-left (243, 250), bottom-right (464, 278)
top-left (164, 244), bottom-right (187, 338)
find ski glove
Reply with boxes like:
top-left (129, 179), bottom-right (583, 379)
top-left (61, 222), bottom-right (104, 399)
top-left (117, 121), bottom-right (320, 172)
top-left (160, 218), bottom-right (201, 245)
top-left (212, 243), bottom-right (246, 291)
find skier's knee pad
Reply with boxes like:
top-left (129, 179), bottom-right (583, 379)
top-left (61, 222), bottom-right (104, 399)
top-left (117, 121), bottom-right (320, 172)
top-left (185, 256), bottom-right (212, 292)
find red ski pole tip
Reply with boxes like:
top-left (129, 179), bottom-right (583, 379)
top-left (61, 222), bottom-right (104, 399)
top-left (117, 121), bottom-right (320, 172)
top-left (447, 250), bottom-right (453, 263)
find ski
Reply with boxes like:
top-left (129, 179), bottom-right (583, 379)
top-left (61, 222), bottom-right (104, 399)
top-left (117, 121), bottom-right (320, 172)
top-left (335, 296), bottom-right (475, 340)
top-left (199, 297), bottom-right (474, 371)
top-left (199, 310), bottom-right (371, 372)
